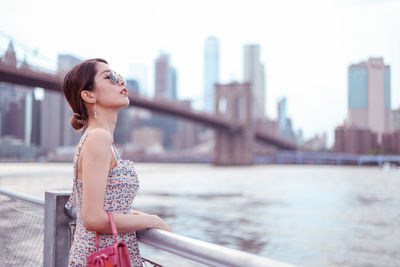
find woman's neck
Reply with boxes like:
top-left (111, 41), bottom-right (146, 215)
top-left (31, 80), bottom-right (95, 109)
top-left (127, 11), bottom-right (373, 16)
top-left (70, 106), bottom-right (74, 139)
top-left (85, 109), bottom-right (118, 138)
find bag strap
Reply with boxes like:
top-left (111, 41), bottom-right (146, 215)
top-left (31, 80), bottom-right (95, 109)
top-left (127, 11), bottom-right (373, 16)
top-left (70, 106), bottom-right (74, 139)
top-left (95, 211), bottom-right (118, 249)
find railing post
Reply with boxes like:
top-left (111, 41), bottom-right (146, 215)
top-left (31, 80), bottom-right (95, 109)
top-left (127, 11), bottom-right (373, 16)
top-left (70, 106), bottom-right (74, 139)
top-left (44, 191), bottom-right (73, 267)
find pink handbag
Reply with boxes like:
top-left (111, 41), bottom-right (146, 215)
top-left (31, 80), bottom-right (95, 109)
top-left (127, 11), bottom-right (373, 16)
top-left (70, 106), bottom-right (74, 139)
top-left (87, 211), bottom-right (132, 267)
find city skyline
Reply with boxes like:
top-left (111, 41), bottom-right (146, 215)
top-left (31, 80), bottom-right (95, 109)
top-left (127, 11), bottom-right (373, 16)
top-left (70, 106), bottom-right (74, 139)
top-left (203, 36), bottom-right (219, 113)
top-left (0, 0), bottom-right (399, 146)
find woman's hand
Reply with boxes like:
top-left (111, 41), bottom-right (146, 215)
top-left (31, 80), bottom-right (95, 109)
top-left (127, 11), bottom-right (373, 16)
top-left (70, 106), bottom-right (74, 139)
top-left (150, 215), bottom-right (173, 232)
top-left (130, 210), bottom-right (172, 232)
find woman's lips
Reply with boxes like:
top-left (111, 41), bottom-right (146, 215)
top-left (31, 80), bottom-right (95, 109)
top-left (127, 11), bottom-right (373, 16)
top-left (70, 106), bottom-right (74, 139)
top-left (120, 88), bottom-right (128, 96)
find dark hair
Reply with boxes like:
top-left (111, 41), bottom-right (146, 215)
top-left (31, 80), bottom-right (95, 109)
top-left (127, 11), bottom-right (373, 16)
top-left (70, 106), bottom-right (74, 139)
top-left (62, 58), bottom-right (108, 130)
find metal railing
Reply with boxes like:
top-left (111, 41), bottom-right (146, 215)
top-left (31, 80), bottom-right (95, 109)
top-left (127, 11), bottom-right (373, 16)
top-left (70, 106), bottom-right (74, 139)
top-left (137, 228), bottom-right (289, 266)
top-left (0, 187), bottom-right (44, 206)
top-left (0, 188), bottom-right (295, 267)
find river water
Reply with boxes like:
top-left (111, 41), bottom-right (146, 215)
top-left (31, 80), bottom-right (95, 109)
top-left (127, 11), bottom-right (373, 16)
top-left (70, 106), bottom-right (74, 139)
top-left (0, 162), bottom-right (399, 266)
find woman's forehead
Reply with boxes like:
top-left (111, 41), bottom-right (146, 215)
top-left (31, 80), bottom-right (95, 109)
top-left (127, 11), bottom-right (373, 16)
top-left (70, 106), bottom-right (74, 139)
top-left (96, 62), bottom-right (112, 75)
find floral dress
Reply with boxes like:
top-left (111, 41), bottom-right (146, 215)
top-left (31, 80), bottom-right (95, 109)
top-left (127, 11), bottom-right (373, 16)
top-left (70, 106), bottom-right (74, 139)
top-left (65, 131), bottom-right (142, 266)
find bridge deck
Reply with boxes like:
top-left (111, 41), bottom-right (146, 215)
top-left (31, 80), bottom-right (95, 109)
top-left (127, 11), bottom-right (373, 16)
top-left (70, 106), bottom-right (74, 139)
top-left (0, 61), bottom-right (297, 150)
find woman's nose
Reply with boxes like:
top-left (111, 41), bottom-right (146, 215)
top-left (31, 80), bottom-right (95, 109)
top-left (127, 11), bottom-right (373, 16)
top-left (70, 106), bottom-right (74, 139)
top-left (118, 75), bottom-right (126, 86)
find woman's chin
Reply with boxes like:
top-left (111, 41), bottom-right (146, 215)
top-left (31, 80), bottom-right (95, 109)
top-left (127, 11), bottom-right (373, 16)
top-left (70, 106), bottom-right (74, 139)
top-left (110, 98), bottom-right (130, 110)
top-left (124, 97), bottom-right (130, 107)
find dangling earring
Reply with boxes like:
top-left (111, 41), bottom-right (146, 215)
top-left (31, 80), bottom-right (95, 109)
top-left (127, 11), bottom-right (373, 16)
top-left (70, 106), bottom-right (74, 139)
top-left (94, 104), bottom-right (98, 119)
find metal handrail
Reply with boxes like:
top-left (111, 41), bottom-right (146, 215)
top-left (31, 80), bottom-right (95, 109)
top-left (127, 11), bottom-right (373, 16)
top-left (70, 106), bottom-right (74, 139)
top-left (0, 188), bottom-right (295, 267)
top-left (0, 187), bottom-right (44, 206)
top-left (137, 228), bottom-right (293, 267)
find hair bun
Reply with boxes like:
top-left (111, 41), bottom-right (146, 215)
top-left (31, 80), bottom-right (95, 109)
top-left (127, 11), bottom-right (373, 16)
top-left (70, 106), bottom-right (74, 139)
top-left (71, 113), bottom-right (84, 130)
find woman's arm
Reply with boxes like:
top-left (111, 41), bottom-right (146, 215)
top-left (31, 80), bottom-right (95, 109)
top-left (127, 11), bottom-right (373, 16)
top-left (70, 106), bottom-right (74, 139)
top-left (81, 128), bottom-right (172, 233)
top-left (130, 209), bottom-right (148, 216)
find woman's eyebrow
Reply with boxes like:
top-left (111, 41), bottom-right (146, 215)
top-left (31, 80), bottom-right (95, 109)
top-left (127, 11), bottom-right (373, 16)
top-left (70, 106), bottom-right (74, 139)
top-left (99, 69), bottom-right (111, 75)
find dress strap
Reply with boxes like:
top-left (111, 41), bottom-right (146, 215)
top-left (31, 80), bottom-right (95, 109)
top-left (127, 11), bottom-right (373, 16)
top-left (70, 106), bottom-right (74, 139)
top-left (73, 132), bottom-right (90, 179)
top-left (65, 131), bottom-right (90, 210)
top-left (111, 142), bottom-right (122, 161)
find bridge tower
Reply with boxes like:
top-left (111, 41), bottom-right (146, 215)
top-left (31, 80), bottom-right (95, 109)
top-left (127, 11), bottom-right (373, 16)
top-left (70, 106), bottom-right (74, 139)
top-left (214, 82), bottom-right (253, 165)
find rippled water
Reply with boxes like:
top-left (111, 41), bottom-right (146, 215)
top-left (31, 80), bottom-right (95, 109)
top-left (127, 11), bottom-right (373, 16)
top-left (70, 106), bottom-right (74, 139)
top-left (1, 163), bottom-right (399, 266)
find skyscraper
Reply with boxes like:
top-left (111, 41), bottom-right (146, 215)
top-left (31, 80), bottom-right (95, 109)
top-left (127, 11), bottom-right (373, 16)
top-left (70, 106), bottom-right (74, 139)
top-left (4, 95), bottom-right (25, 141)
top-left (348, 58), bottom-right (391, 141)
top-left (31, 89), bottom-right (42, 146)
top-left (170, 67), bottom-right (177, 100)
top-left (154, 53), bottom-right (178, 100)
top-left (277, 97), bottom-right (296, 142)
top-left (392, 107), bottom-right (400, 131)
top-left (40, 90), bottom-right (63, 153)
top-left (57, 54), bottom-right (82, 147)
top-left (203, 36), bottom-right (220, 113)
top-left (243, 44), bottom-right (266, 120)
top-left (153, 53), bottom-right (178, 149)
top-left (155, 53), bottom-right (170, 99)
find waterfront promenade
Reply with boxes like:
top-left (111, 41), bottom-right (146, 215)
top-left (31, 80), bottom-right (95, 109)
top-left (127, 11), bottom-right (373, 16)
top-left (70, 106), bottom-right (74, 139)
top-left (1, 162), bottom-right (400, 266)
top-left (0, 194), bottom-right (44, 266)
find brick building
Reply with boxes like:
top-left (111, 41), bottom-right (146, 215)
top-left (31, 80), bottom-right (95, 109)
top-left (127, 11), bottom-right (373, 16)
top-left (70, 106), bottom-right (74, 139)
top-left (333, 126), bottom-right (378, 154)
top-left (381, 130), bottom-right (400, 154)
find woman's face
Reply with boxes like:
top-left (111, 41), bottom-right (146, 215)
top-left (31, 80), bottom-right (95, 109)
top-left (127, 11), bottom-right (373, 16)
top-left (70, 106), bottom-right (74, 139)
top-left (91, 62), bottom-right (130, 109)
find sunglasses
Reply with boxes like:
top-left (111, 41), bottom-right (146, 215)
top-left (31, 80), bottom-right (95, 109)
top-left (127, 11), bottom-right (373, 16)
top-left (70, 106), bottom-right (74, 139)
top-left (87, 71), bottom-right (126, 90)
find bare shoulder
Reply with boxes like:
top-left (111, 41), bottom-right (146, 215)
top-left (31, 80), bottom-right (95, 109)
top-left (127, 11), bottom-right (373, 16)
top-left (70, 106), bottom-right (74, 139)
top-left (83, 128), bottom-right (112, 156)
top-left (87, 128), bottom-right (112, 141)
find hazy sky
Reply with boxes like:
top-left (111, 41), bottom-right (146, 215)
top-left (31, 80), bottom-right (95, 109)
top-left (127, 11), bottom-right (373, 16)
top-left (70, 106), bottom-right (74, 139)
top-left (1, 0), bottom-right (399, 145)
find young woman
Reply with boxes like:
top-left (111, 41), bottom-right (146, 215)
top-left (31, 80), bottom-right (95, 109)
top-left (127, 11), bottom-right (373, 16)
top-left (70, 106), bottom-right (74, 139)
top-left (63, 58), bottom-right (172, 266)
